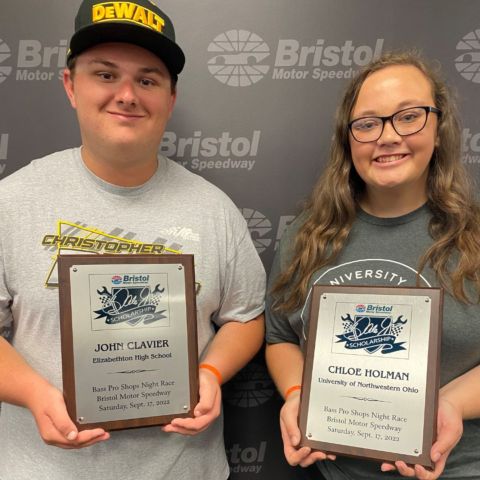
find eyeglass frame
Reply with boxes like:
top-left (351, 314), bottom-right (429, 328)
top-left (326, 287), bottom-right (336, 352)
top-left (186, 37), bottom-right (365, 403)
top-left (348, 106), bottom-right (442, 143)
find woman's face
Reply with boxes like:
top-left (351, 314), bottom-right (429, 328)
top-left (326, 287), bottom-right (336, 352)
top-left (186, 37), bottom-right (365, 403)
top-left (349, 65), bottom-right (438, 205)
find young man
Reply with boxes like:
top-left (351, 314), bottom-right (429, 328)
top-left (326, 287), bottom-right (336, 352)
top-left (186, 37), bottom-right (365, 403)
top-left (0, 1), bottom-right (265, 478)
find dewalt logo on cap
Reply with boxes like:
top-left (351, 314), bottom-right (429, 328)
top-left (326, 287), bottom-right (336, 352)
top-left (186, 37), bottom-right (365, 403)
top-left (92, 2), bottom-right (165, 33)
top-left (68, 0), bottom-right (185, 73)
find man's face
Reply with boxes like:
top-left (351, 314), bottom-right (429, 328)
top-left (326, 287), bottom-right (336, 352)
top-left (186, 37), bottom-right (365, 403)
top-left (63, 42), bottom-right (176, 157)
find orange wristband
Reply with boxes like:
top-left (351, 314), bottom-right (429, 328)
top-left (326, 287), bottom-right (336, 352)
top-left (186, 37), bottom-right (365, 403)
top-left (199, 363), bottom-right (222, 384)
top-left (284, 385), bottom-right (301, 399)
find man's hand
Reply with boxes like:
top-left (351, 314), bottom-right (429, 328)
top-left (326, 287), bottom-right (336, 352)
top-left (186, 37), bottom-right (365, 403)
top-left (28, 383), bottom-right (110, 449)
top-left (162, 368), bottom-right (221, 436)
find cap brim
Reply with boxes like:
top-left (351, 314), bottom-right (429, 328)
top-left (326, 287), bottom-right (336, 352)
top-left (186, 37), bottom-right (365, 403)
top-left (68, 22), bottom-right (185, 75)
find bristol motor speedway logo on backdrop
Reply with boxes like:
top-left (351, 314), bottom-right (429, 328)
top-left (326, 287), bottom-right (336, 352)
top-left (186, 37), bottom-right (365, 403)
top-left (207, 30), bottom-right (270, 87)
top-left (232, 211), bottom-right (295, 256)
top-left (463, 127), bottom-right (480, 164)
top-left (0, 133), bottom-right (8, 176)
top-left (161, 130), bottom-right (260, 172)
top-left (207, 30), bottom-right (385, 87)
top-left (455, 29), bottom-right (480, 83)
top-left (241, 208), bottom-right (272, 254)
top-left (227, 441), bottom-right (267, 475)
top-left (223, 362), bottom-right (275, 408)
top-left (237, 212), bottom-right (296, 255)
top-left (0, 39), bottom-right (12, 84)
top-left (0, 38), bottom-right (67, 85)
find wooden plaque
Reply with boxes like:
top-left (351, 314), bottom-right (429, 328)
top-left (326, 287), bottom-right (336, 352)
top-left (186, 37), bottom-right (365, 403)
top-left (299, 285), bottom-right (442, 468)
top-left (58, 254), bottom-right (198, 431)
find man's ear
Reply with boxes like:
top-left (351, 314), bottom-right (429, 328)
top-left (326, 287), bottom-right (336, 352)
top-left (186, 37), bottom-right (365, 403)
top-left (63, 69), bottom-right (77, 109)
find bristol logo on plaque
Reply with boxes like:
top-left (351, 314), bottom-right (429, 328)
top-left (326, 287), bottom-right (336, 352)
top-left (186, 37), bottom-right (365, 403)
top-left (336, 309), bottom-right (408, 355)
top-left (95, 284), bottom-right (166, 327)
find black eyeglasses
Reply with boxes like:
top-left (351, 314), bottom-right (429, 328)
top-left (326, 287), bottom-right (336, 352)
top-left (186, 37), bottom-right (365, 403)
top-left (348, 106), bottom-right (441, 143)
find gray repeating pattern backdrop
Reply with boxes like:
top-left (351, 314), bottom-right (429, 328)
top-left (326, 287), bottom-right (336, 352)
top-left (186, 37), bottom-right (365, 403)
top-left (1, 1), bottom-right (479, 478)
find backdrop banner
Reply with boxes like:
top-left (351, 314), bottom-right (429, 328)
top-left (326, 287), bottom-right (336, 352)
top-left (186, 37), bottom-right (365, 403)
top-left (1, 1), bottom-right (479, 478)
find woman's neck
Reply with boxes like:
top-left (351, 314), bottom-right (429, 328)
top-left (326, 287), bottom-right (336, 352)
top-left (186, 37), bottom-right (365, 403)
top-left (359, 186), bottom-right (427, 218)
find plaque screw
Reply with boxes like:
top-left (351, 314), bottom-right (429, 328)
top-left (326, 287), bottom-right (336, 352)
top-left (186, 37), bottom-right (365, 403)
top-left (183, 405), bottom-right (188, 410)
top-left (425, 298), bottom-right (430, 303)
top-left (73, 268), bottom-right (78, 273)
top-left (308, 433), bottom-right (312, 438)
top-left (322, 295), bottom-right (327, 300)
top-left (414, 449), bottom-right (419, 454)
top-left (178, 265), bottom-right (183, 270)
top-left (78, 417), bottom-right (85, 423)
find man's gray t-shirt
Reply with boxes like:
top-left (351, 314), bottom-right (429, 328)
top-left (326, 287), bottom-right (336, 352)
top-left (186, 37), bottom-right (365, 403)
top-left (266, 206), bottom-right (480, 479)
top-left (0, 148), bottom-right (266, 480)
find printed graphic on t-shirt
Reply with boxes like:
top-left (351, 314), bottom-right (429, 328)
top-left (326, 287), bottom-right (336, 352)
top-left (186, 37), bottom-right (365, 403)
top-left (41, 219), bottom-right (182, 287)
top-left (300, 258), bottom-right (432, 342)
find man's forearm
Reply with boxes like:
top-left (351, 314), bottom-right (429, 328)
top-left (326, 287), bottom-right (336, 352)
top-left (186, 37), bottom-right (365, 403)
top-left (201, 314), bottom-right (265, 384)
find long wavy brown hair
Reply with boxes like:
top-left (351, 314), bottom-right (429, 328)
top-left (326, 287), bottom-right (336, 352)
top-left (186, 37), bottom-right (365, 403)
top-left (273, 50), bottom-right (480, 312)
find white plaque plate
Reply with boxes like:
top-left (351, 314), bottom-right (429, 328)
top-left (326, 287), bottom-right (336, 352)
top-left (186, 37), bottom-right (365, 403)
top-left (58, 254), bottom-right (198, 431)
top-left (299, 285), bottom-right (442, 468)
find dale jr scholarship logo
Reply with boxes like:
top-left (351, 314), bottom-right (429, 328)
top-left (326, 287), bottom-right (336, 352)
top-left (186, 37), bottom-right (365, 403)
top-left (94, 276), bottom-right (166, 328)
top-left (336, 304), bottom-right (408, 355)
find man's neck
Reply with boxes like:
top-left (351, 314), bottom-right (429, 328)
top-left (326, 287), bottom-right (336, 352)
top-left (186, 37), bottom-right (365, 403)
top-left (80, 145), bottom-right (158, 187)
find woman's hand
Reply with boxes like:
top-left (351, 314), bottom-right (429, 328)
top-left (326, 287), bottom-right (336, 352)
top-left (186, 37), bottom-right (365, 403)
top-left (279, 390), bottom-right (336, 467)
top-left (380, 397), bottom-right (463, 478)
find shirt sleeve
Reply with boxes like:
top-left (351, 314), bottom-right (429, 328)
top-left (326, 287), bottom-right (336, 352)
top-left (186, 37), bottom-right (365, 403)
top-left (265, 221), bottom-right (301, 345)
top-left (0, 236), bottom-right (13, 340)
top-left (213, 205), bottom-right (266, 325)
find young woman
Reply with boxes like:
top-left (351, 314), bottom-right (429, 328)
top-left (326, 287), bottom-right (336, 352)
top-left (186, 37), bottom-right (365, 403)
top-left (266, 51), bottom-right (480, 480)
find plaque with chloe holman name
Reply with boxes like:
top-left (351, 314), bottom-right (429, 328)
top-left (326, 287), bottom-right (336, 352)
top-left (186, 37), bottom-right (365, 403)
top-left (299, 285), bottom-right (442, 468)
top-left (58, 254), bottom-right (198, 431)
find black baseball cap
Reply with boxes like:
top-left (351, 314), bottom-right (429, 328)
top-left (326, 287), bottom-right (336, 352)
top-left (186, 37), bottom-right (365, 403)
top-left (67, 0), bottom-right (185, 78)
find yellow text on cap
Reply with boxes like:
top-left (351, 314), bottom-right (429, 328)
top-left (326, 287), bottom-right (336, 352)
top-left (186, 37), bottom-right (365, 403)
top-left (92, 2), bottom-right (165, 33)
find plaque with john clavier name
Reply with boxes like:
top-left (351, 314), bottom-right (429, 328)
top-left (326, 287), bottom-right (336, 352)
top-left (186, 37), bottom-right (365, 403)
top-left (58, 254), bottom-right (198, 431)
top-left (299, 285), bottom-right (442, 468)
